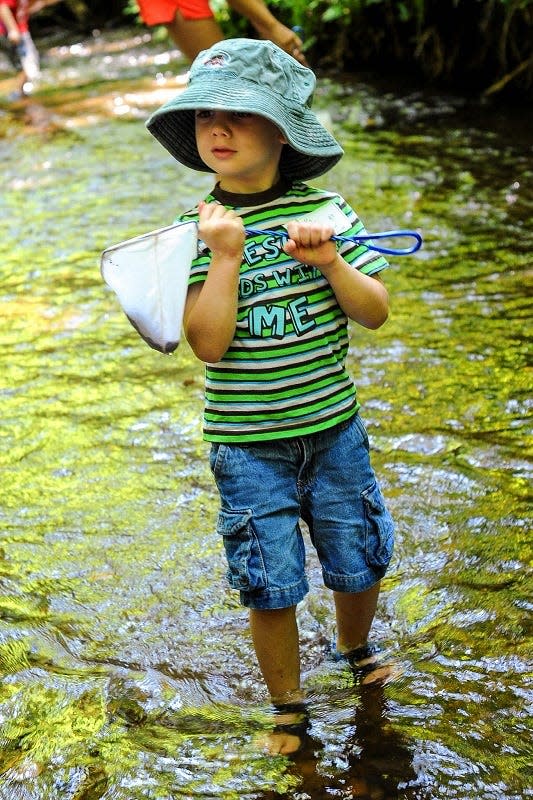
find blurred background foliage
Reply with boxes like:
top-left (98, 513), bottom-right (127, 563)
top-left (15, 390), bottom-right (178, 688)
top-left (29, 0), bottom-right (533, 98)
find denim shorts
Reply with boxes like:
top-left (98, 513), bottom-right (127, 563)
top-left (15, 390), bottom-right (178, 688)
top-left (209, 414), bottom-right (394, 610)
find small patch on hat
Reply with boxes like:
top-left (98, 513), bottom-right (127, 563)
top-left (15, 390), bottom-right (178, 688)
top-left (202, 54), bottom-right (228, 68)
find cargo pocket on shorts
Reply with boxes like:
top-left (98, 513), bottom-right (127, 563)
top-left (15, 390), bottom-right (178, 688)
top-left (362, 482), bottom-right (394, 569)
top-left (216, 508), bottom-right (267, 592)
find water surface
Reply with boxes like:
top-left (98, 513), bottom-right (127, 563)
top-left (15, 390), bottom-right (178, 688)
top-left (0, 28), bottom-right (531, 799)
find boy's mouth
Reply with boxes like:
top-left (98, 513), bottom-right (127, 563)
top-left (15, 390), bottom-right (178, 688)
top-left (211, 147), bottom-right (236, 158)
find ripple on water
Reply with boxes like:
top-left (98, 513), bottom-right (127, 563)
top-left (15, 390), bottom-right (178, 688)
top-left (0, 26), bottom-right (531, 800)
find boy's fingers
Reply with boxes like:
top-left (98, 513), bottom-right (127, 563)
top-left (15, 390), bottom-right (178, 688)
top-left (199, 200), bottom-right (221, 219)
top-left (203, 203), bottom-right (240, 225)
top-left (286, 222), bottom-right (334, 246)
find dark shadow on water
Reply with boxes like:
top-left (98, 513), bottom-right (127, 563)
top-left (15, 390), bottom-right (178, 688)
top-left (261, 679), bottom-right (429, 800)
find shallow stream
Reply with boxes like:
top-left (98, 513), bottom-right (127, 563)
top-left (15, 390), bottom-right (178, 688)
top-left (0, 28), bottom-right (531, 799)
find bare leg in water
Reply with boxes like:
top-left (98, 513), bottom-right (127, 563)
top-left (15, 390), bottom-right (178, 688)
top-left (250, 583), bottom-right (383, 754)
top-left (333, 583), bottom-right (395, 685)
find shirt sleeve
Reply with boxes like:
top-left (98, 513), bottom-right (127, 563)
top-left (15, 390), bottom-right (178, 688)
top-left (333, 195), bottom-right (390, 276)
top-left (175, 205), bottom-right (211, 287)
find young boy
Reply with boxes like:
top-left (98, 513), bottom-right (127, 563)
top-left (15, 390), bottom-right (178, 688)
top-left (146, 38), bottom-right (395, 754)
top-left (0, 0), bottom-right (40, 100)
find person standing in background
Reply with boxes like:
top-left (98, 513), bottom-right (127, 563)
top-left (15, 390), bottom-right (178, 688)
top-left (136, 0), bottom-right (307, 64)
top-left (0, 0), bottom-right (40, 99)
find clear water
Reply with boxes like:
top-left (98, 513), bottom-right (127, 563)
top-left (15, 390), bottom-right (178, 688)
top-left (0, 28), bottom-right (531, 799)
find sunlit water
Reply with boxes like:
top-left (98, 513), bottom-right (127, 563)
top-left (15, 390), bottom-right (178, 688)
top-left (0, 28), bottom-right (531, 800)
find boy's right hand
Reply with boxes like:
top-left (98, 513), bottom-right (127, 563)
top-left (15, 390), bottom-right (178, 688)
top-left (198, 201), bottom-right (245, 264)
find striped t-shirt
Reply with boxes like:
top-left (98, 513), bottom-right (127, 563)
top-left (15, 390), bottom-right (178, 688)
top-left (178, 180), bottom-right (389, 443)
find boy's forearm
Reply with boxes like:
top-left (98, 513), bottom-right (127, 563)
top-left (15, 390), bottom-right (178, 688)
top-left (184, 258), bottom-right (240, 363)
top-left (325, 255), bottom-right (390, 329)
top-left (283, 224), bottom-right (390, 329)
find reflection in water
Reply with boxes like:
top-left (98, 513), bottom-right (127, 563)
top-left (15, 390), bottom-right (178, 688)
top-left (0, 26), bottom-right (531, 800)
top-left (260, 677), bottom-right (430, 800)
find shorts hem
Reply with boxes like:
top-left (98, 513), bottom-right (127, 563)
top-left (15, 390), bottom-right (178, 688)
top-left (322, 567), bottom-right (388, 594)
top-left (239, 579), bottom-right (309, 610)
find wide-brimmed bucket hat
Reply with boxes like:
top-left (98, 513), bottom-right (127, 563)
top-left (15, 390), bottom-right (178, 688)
top-left (146, 38), bottom-right (343, 181)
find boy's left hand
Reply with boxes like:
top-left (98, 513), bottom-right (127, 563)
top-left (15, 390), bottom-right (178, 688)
top-left (283, 222), bottom-right (337, 272)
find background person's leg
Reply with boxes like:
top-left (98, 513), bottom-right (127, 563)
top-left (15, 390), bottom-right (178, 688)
top-left (166, 10), bottom-right (223, 60)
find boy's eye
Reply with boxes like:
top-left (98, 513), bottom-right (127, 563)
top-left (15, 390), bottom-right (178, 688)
top-left (194, 110), bottom-right (254, 122)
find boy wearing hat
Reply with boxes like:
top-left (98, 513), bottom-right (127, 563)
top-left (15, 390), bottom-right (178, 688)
top-left (147, 38), bottom-right (395, 754)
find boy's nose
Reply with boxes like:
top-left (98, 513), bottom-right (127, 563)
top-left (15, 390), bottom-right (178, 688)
top-left (210, 112), bottom-right (231, 134)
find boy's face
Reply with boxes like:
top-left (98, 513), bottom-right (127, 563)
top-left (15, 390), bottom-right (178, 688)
top-left (194, 110), bottom-right (287, 193)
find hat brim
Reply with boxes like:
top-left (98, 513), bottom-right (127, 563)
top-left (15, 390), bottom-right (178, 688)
top-left (146, 76), bottom-right (343, 181)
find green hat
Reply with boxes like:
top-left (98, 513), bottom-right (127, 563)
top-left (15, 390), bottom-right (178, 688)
top-left (146, 38), bottom-right (343, 181)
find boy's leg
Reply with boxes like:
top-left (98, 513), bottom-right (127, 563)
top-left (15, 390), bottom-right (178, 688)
top-left (333, 583), bottom-right (380, 654)
top-left (302, 416), bottom-right (395, 681)
top-left (249, 605), bottom-right (302, 703)
top-left (208, 438), bottom-right (309, 752)
top-left (249, 605), bottom-right (307, 755)
top-left (334, 583), bottom-right (399, 684)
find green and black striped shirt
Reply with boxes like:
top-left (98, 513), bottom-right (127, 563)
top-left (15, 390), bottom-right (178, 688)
top-left (178, 181), bottom-right (389, 443)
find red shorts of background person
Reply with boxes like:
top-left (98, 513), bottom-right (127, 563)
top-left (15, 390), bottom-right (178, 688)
top-left (0, 0), bottom-right (30, 35)
top-left (137, 0), bottom-right (213, 26)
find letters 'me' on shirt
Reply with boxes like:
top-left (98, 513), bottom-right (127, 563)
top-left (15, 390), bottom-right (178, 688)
top-left (179, 182), bottom-right (389, 443)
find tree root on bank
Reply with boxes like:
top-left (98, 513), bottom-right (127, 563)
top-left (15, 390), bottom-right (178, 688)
top-left (483, 56), bottom-right (533, 96)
